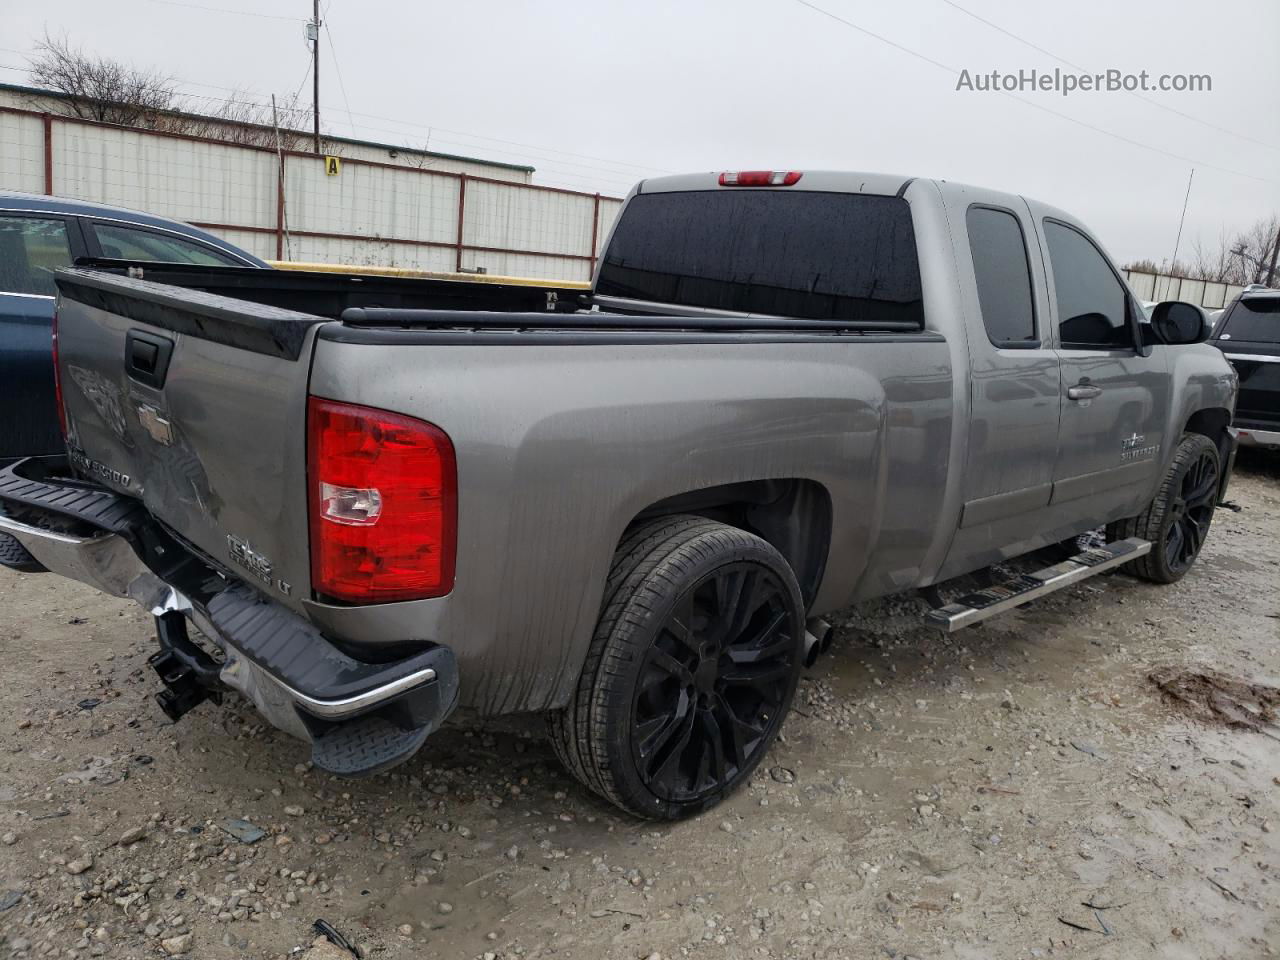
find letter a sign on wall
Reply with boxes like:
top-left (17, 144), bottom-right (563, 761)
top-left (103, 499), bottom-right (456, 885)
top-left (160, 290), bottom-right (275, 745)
top-left (324, 156), bottom-right (342, 176)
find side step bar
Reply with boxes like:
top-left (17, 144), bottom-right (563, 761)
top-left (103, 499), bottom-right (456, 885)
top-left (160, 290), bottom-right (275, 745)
top-left (924, 537), bottom-right (1151, 633)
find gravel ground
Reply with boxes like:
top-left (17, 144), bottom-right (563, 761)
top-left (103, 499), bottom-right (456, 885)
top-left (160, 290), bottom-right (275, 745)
top-left (1, 452), bottom-right (1277, 960)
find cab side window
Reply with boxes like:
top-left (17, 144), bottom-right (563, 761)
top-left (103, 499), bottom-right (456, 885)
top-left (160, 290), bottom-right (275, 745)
top-left (1044, 220), bottom-right (1133, 349)
top-left (967, 206), bottom-right (1037, 346)
top-left (0, 216), bottom-right (72, 297)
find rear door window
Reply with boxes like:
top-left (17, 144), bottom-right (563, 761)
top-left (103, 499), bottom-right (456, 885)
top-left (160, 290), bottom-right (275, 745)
top-left (1218, 297), bottom-right (1280, 343)
top-left (0, 215), bottom-right (72, 297)
top-left (90, 222), bottom-right (242, 266)
top-left (967, 206), bottom-right (1037, 345)
top-left (596, 191), bottom-right (924, 326)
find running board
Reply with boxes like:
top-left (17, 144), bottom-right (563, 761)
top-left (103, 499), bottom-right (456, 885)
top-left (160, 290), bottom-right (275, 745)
top-left (924, 537), bottom-right (1151, 633)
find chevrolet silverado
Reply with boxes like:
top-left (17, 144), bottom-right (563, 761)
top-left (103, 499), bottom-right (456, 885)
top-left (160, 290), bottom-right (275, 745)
top-left (0, 170), bottom-right (1238, 819)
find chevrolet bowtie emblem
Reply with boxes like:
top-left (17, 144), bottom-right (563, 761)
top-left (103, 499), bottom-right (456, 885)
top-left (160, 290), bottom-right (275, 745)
top-left (137, 404), bottom-right (173, 446)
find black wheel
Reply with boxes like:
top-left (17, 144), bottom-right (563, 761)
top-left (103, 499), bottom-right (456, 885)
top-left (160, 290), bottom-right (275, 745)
top-left (1107, 433), bottom-right (1220, 584)
top-left (548, 515), bottom-right (804, 820)
top-left (0, 532), bottom-right (44, 573)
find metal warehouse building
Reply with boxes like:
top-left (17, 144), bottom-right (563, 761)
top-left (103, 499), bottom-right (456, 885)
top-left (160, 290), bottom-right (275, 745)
top-left (0, 82), bottom-right (624, 280)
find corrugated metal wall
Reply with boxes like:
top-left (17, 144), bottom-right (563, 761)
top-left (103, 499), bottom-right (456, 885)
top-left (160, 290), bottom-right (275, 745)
top-left (0, 111), bottom-right (45, 194)
top-left (57, 123), bottom-right (274, 228)
top-left (1, 106), bottom-right (625, 281)
top-left (1123, 269), bottom-right (1245, 310)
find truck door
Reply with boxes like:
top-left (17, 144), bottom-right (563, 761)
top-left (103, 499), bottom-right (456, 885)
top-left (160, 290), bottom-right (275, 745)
top-left (1037, 216), bottom-right (1168, 524)
top-left (940, 191), bottom-right (1063, 577)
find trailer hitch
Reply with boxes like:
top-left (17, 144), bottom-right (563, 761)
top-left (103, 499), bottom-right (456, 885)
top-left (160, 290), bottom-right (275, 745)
top-left (147, 612), bottom-right (224, 722)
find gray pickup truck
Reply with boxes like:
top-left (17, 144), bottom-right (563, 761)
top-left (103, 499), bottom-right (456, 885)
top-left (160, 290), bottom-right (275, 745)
top-left (0, 170), bottom-right (1238, 820)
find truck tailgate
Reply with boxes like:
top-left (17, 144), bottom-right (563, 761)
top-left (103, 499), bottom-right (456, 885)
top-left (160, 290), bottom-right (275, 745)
top-left (53, 268), bottom-right (324, 608)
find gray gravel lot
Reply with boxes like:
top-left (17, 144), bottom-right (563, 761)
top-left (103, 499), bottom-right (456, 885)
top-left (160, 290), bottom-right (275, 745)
top-left (1, 453), bottom-right (1277, 960)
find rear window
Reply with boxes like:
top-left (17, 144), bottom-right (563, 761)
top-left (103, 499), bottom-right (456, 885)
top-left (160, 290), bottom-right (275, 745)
top-left (1219, 297), bottom-right (1280, 344)
top-left (596, 190), bottom-right (924, 326)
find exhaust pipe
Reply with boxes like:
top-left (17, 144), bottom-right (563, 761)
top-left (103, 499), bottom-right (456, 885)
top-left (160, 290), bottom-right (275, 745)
top-left (810, 617), bottom-right (834, 654)
top-left (803, 630), bottom-right (821, 668)
top-left (802, 617), bottom-right (834, 668)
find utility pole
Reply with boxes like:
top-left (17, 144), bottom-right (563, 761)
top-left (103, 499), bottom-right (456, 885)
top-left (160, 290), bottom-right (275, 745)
top-left (310, 0), bottom-right (321, 155)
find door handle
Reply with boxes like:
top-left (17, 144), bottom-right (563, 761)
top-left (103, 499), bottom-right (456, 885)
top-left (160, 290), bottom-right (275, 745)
top-left (1067, 383), bottom-right (1102, 401)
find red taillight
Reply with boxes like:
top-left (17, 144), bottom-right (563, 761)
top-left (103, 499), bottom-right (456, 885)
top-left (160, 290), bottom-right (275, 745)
top-left (307, 397), bottom-right (456, 604)
top-left (51, 307), bottom-right (68, 439)
top-left (718, 171), bottom-right (803, 187)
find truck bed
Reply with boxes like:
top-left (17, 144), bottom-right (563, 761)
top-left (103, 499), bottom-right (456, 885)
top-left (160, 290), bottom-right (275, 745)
top-left (44, 264), bottom-right (951, 717)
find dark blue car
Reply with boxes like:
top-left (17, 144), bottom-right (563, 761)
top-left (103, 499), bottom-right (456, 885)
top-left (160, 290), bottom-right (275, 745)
top-left (0, 191), bottom-right (268, 460)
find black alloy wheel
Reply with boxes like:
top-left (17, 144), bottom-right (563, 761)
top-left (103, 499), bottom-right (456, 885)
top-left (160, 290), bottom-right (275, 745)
top-left (1163, 444), bottom-right (1219, 576)
top-left (548, 515), bottom-right (805, 820)
top-left (1107, 432), bottom-right (1221, 584)
top-left (630, 562), bottom-right (795, 803)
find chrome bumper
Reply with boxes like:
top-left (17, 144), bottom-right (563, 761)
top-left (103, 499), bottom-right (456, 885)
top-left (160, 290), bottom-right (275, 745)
top-left (0, 508), bottom-right (454, 727)
top-left (0, 512), bottom-right (143, 597)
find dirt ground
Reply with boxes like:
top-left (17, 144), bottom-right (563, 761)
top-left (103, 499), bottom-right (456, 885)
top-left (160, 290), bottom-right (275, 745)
top-left (2, 453), bottom-right (1277, 960)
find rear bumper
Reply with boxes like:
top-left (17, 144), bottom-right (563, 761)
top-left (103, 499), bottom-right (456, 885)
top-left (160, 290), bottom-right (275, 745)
top-left (1235, 424), bottom-right (1280, 449)
top-left (0, 456), bottom-right (458, 777)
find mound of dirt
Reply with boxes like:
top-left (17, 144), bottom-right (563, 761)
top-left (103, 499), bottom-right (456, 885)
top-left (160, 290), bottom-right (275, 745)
top-left (1149, 667), bottom-right (1280, 735)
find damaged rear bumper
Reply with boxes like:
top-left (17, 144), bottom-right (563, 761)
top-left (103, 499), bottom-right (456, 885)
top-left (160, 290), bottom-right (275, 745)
top-left (0, 456), bottom-right (458, 777)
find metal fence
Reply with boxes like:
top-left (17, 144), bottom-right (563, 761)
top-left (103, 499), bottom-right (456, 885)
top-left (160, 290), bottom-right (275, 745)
top-left (1122, 269), bottom-right (1245, 311)
top-left (0, 106), bottom-right (625, 282)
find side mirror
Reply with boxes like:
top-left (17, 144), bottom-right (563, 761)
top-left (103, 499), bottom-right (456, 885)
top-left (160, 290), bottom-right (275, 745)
top-left (1149, 300), bottom-right (1209, 345)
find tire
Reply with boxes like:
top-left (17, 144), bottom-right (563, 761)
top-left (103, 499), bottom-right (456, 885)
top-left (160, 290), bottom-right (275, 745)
top-left (1107, 433), bottom-right (1220, 584)
top-left (0, 532), bottom-right (43, 572)
top-left (548, 515), bottom-right (805, 820)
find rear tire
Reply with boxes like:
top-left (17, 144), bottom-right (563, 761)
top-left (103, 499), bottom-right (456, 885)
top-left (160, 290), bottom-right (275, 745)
top-left (1107, 433), bottom-right (1220, 584)
top-left (548, 515), bottom-right (805, 820)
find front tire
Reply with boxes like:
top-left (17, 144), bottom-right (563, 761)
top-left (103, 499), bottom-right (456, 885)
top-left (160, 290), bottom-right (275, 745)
top-left (549, 515), bottom-right (805, 820)
top-left (1107, 433), bottom-right (1220, 584)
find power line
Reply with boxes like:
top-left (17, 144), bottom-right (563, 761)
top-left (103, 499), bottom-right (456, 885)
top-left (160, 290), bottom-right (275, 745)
top-left (153, 84), bottom-right (651, 186)
top-left (149, 68), bottom-right (671, 175)
top-left (935, 0), bottom-right (1280, 152)
top-left (0, 61), bottom-right (637, 191)
top-left (790, 0), bottom-right (1280, 186)
top-left (290, 58), bottom-right (312, 104)
top-left (321, 6), bottom-right (359, 141)
top-left (4, 36), bottom-right (655, 190)
top-left (141, 0), bottom-right (301, 22)
top-left (6, 40), bottom-right (671, 179)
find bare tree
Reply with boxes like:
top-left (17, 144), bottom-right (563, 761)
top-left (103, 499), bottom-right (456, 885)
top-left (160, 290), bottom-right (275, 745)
top-left (1229, 214), bottom-right (1280, 285)
top-left (1190, 228), bottom-right (1235, 283)
top-left (26, 34), bottom-right (329, 152)
top-left (184, 91), bottom-right (314, 151)
top-left (1126, 214), bottom-right (1280, 287)
top-left (1123, 258), bottom-right (1163, 275)
top-left (27, 32), bottom-right (181, 128)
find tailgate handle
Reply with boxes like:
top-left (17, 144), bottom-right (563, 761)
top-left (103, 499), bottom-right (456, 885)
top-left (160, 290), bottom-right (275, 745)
top-left (125, 330), bottom-right (174, 388)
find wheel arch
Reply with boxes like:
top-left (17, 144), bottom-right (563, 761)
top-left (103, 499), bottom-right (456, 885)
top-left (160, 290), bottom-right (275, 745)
top-left (1183, 406), bottom-right (1232, 466)
top-left (622, 478), bottom-right (833, 610)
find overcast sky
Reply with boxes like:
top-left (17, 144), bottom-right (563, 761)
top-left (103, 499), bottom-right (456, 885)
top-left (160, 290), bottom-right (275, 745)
top-left (2, 0), bottom-right (1278, 266)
